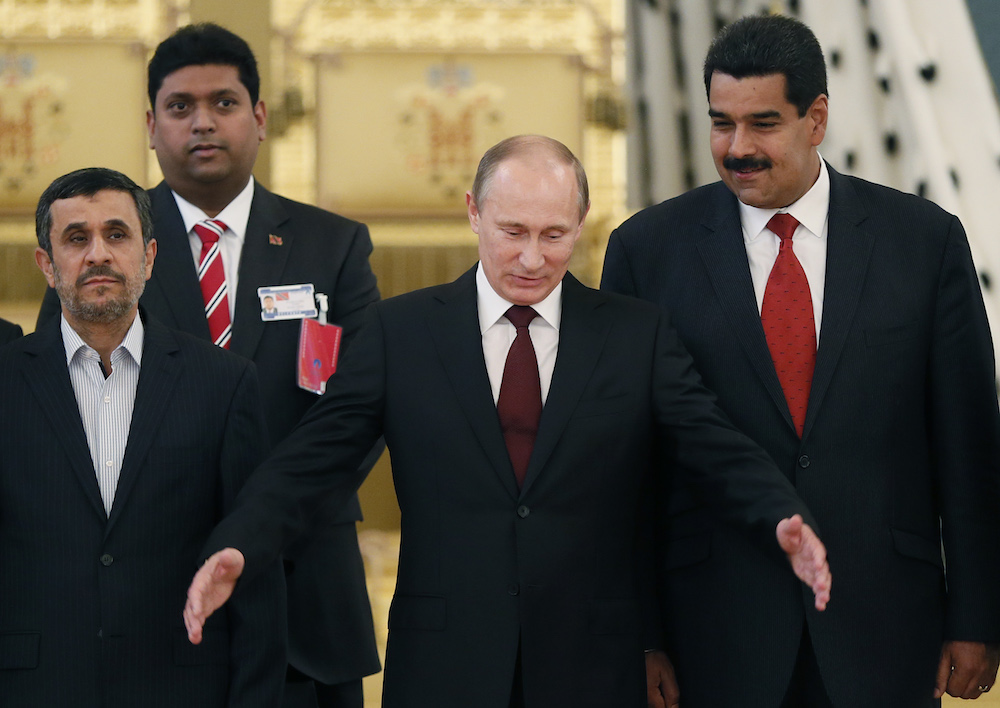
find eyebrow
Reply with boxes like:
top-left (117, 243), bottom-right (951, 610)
top-left (162, 88), bottom-right (240, 103)
top-left (708, 108), bottom-right (782, 119)
top-left (61, 218), bottom-right (132, 235)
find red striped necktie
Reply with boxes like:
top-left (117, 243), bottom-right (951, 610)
top-left (760, 213), bottom-right (815, 438)
top-left (193, 219), bottom-right (232, 349)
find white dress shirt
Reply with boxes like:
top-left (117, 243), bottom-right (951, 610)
top-left (739, 156), bottom-right (830, 340)
top-left (62, 313), bottom-right (144, 516)
top-left (174, 177), bottom-right (255, 320)
top-left (477, 263), bottom-right (561, 405)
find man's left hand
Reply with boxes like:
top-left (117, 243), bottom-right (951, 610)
top-left (934, 640), bottom-right (1000, 699)
top-left (776, 514), bottom-right (831, 611)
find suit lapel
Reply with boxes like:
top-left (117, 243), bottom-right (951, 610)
top-left (230, 184), bottom-right (293, 358)
top-left (106, 317), bottom-right (182, 534)
top-left (22, 321), bottom-right (107, 521)
top-left (520, 274), bottom-right (611, 497)
top-left (146, 183), bottom-right (212, 339)
top-left (696, 186), bottom-right (794, 430)
top-left (427, 268), bottom-right (521, 501)
top-left (802, 167), bottom-right (874, 438)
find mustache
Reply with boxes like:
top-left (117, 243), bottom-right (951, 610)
top-left (76, 265), bottom-right (126, 288)
top-left (723, 156), bottom-right (772, 171)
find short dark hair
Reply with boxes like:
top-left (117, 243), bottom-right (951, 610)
top-left (471, 135), bottom-right (590, 222)
top-left (36, 168), bottom-right (153, 254)
top-left (704, 14), bottom-right (827, 117)
top-left (148, 23), bottom-right (260, 108)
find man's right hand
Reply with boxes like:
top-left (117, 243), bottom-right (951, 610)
top-left (646, 649), bottom-right (680, 708)
top-left (183, 548), bottom-right (246, 644)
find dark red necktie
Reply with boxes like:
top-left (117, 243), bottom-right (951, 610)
top-left (193, 219), bottom-right (232, 349)
top-left (761, 213), bottom-right (815, 438)
top-left (497, 306), bottom-right (542, 488)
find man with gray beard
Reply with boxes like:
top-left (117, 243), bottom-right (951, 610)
top-left (0, 167), bottom-right (286, 708)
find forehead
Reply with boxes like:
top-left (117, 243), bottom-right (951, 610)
top-left (485, 156), bottom-right (578, 215)
top-left (155, 63), bottom-right (248, 103)
top-left (50, 190), bottom-right (140, 231)
top-left (708, 72), bottom-right (794, 114)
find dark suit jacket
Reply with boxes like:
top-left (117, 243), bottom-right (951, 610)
top-left (203, 268), bottom-right (813, 708)
top-left (37, 180), bottom-right (381, 683)
top-left (0, 317), bottom-right (22, 346)
top-left (0, 315), bottom-right (285, 708)
top-left (602, 165), bottom-right (1000, 707)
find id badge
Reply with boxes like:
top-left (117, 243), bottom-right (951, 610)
top-left (258, 284), bottom-right (319, 321)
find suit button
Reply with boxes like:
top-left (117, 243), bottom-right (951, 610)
top-left (100, 554), bottom-right (114, 566)
top-left (517, 505), bottom-right (530, 518)
top-left (507, 584), bottom-right (520, 596)
top-left (798, 455), bottom-right (811, 469)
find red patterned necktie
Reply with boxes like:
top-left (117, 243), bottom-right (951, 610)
top-left (761, 213), bottom-right (815, 438)
top-left (497, 306), bottom-right (542, 488)
top-left (193, 219), bottom-right (232, 349)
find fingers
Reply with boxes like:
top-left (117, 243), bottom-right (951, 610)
top-left (182, 549), bottom-right (245, 645)
top-left (778, 516), bottom-right (832, 611)
top-left (645, 650), bottom-right (680, 708)
top-left (933, 649), bottom-right (952, 699)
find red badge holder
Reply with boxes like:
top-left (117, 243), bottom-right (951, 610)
top-left (297, 293), bottom-right (342, 395)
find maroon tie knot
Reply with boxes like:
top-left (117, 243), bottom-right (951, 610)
top-left (767, 213), bottom-right (800, 243)
top-left (506, 305), bottom-right (538, 330)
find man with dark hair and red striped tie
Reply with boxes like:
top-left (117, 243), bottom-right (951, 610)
top-left (602, 13), bottom-right (1000, 708)
top-left (0, 166), bottom-right (285, 707)
top-left (35, 23), bottom-right (382, 708)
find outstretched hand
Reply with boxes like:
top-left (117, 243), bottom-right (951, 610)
top-left (776, 514), bottom-right (831, 611)
top-left (183, 548), bottom-right (246, 644)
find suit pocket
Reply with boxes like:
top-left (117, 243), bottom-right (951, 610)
top-left (891, 528), bottom-right (944, 569)
top-left (663, 532), bottom-right (712, 571)
top-left (0, 632), bottom-right (40, 670)
top-left (173, 628), bottom-right (230, 666)
top-left (865, 323), bottom-right (918, 348)
top-left (388, 594), bottom-right (446, 631)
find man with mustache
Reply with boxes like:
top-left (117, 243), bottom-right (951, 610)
top-left (602, 13), bottom-right (1000, 708)
top-left (0, 167), bottom-right (285, 707)
top-left (36, 24), bottom-right (382, 708)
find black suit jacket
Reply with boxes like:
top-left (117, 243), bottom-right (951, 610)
top-left (602, 166), bottom-right (1000, 707)
top-left (203, 268), bottom-right (813, 708)
top-left (0, 317), bottom-right (22, 346)
top-left (0, 315), bottom-right (285, 708)
top-left (38, 180), bottom-right (381, 682)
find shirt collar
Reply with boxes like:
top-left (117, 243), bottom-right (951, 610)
top-left (476, 262), bottom-right (562, 334)
top-left (61, 311), bottom-right (145, 368)
top-left (172, 176), bottom-right (255, 242)
top-left (740, 155), bottom-right (830, 242)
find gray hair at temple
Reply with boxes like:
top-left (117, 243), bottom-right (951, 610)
top-left (471, 135), bottom-right (590, 223)
top-left (35, 167), bottom-right (154, 256)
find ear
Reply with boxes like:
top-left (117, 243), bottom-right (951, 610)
top-left (144, 239), bottom-right (157, 281)
top-left (146, 109), bottom-right (156, 149)
top-left (254, 100), bottom-right (267, 141)
top-left (466, 191), bottom-right (480, 234)
top-left (573, 202), bottom-right (591, 243)
top-left (35, 247), bottom-right (56, 289)
top-left (808, 94), bottom-right (828, 147)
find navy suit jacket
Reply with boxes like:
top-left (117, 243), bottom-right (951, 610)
top-left (0, 314), bottom-right (285, 708)
top-left (38, 181), bottom-right (381, 682)
top-left (602, 165), bottom-right (1000, 707)
top-left (202, 269), bottom-right (813, 708)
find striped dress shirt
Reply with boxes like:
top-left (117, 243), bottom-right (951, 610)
top-left (61, 314), bottom-right (144, 515)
